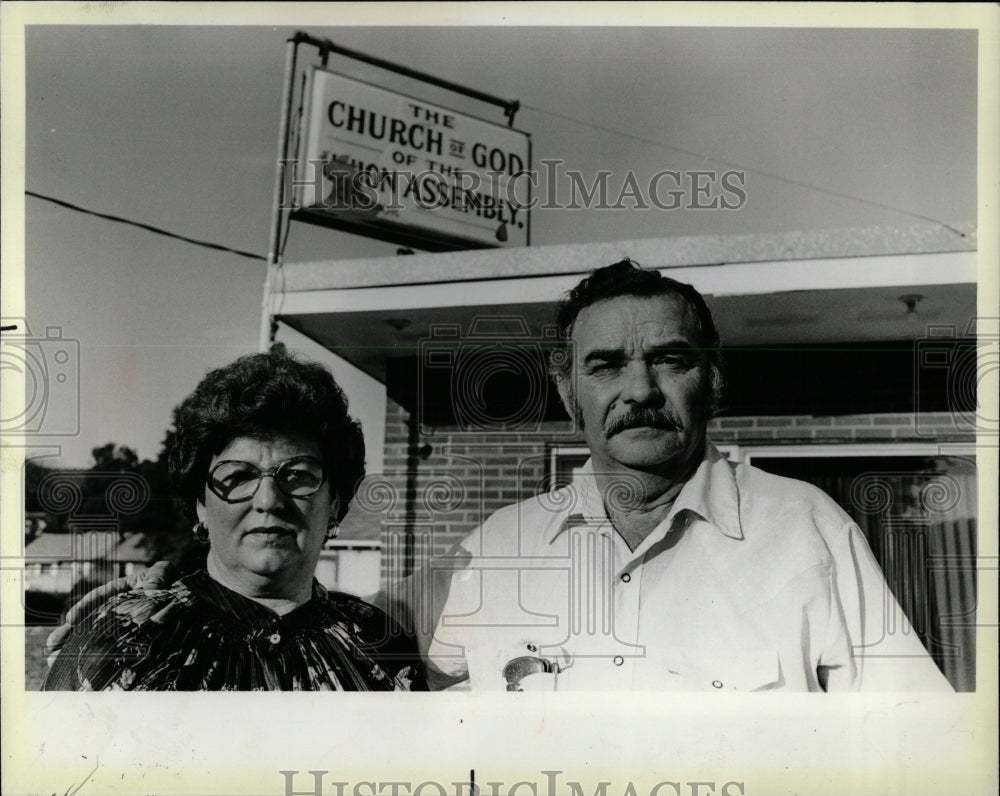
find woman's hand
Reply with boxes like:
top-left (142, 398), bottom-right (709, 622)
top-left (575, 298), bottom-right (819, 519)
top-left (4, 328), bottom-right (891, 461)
top-left (45, 561), bottom-right (180, 664)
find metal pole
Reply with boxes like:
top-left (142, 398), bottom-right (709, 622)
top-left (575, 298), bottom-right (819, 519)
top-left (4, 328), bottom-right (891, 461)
top-left (291, 30), bottom-right (521, 126)
top-left (258, 37), bottom-right (299, 352)
top-left (402, 410), bottom-right (419, 577)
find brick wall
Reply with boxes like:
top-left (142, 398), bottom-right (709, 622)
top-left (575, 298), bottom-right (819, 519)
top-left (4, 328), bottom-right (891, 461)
top-left (706, 411), bottom-right (974, 444)
top-left (368, 400), bottom-right (974, 585)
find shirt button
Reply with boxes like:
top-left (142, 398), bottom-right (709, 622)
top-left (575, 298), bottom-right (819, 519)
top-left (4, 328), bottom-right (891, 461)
top-left (620, 573), bottom-right (631, 583)
top-left (613, 656), bottom-right (624, 666)
top-left (269, 633), bottom-right (281, 645)
top-left (712, 680), bottom-right (723, 689)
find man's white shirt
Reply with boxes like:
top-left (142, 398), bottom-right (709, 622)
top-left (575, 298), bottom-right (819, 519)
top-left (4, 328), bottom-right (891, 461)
top-left (398, 442), bottom-right (951, 691)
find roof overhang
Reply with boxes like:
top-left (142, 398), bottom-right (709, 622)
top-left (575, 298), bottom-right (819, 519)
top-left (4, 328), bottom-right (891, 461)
top-left (273, 223), bottom-right (977, 382)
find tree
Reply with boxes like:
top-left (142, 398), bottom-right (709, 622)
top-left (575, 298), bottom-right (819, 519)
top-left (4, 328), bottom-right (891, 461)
top-left (23, 430), bottom-right (207, 573)
top-left (23, 458), bottom-right (67, 532)
top-left (135, 423), bottom-right (207, 573)
top-left (90, 443), bottom-right (139, 472)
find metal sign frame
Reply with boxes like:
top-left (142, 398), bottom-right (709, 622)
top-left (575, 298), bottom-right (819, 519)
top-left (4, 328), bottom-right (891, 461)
top-left (259, 31), bottom-right (526, 351)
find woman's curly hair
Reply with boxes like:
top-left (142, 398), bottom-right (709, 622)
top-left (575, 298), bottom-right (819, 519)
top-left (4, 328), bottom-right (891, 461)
top-left (168, 352), bottom-right (365, 522)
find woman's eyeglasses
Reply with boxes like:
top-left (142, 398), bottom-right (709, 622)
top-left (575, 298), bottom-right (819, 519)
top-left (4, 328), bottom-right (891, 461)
top-left (206, 456), bottom-right (326, 503)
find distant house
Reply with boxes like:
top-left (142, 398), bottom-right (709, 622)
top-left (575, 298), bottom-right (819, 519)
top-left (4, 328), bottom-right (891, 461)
top-left (24, 529), bottom-right (150, 595)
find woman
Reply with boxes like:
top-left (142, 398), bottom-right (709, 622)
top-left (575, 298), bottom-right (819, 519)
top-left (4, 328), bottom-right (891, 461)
top-left (44, 352), bottom-right (425, 691)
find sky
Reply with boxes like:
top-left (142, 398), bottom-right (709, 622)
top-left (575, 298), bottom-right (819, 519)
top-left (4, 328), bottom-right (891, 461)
top-left (4, 9), bottom-right (981, 468)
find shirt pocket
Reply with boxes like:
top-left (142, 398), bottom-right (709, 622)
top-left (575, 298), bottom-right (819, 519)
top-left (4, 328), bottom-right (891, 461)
top-left (667, 646), bottom-right (784, 691)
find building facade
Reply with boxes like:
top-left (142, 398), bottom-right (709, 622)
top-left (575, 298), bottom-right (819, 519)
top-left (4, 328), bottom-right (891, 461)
top-left (272, 223), bottom-right (981, 689)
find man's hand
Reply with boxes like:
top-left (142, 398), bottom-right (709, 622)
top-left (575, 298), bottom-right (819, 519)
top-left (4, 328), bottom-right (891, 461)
top-left (45, 561), bottom-right (180, 664)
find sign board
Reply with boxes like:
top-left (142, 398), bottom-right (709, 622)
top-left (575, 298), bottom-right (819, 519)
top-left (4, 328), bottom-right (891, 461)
top-left (290, 66), bottom-right (531, 251)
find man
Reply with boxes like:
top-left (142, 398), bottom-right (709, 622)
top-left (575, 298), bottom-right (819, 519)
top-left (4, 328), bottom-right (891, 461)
top-left (49, 260), bottom-right (951, 691)
top-left (386, 259), bottom-right (950, 691)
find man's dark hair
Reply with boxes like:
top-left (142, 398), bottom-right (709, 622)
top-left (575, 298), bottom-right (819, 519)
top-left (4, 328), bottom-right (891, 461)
top-left (168, 351), bottom-right (365, 522)
top-left (549, 258), bottom-right (725, 415)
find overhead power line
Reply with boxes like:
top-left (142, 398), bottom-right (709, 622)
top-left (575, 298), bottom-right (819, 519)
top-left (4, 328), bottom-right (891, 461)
top-left (28, 94), bottom-right (973, 262)
top-left (25, 190), bottom-right (267, 262)
top-left (520, 102), bottom-right (971, 242)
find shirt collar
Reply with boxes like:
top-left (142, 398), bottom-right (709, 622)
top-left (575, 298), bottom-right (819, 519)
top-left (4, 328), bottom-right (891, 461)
top-left (180, 569), bottom-right (327, 626)
top-left (670, 441), bottom-right (744, 540)
top-left (547, 441), bottom-right (744, 543)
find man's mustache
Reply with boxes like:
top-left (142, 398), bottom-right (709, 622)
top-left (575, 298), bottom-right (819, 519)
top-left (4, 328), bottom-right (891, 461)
top-left (605, 408), bottom-right (681, 436)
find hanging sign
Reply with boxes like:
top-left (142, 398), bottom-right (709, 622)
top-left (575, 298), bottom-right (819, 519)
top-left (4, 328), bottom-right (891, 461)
top-left (288, 66), bottom-right (531, 251)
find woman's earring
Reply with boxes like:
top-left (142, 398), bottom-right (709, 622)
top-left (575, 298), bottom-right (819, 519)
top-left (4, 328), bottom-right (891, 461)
top-left (325, 519), bottom-right (340, 541)
top-left (192, 522), bottom-right (210, 544)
